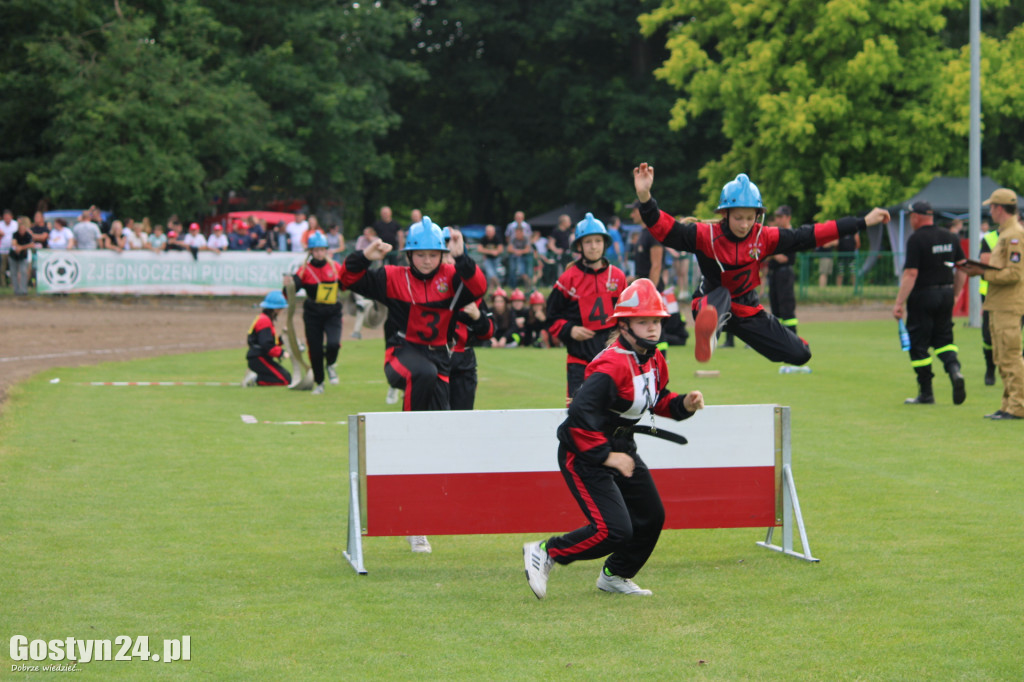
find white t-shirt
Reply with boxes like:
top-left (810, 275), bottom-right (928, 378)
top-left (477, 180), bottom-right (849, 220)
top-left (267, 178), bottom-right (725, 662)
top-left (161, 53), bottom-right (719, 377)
top-left (286, 220), bottom-right (308, 252)
top-left (207, 233), bottom-right (228, 250)
top-left (48, 227), bottom-right (75, 250)
top-left (534, 236), bottom-right (550, 256)
top-left (0, 219), bottom-right (16, 253)
top-left (183, 233), bottom-right (207, 249)
top-left (124, 227), bottom-right (145, 250)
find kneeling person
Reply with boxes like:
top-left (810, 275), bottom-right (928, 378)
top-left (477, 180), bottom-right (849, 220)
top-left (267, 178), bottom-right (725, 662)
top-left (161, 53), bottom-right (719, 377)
top-left (244, 291), bottom-right (292, 387)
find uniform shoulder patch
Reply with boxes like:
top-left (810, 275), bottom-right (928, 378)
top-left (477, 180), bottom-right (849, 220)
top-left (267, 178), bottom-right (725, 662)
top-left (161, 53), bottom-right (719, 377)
top-left (1011, 252), bottom-right (1021, 263)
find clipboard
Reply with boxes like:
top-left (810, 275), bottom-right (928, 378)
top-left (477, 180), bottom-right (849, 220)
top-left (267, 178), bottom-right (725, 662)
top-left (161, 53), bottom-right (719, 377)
top-left (959, 258), bottom-right (1001, 271)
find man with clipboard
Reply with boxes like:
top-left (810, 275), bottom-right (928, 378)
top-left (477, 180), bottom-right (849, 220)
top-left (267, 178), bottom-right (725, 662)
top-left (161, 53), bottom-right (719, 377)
top-left (959, 188), bottom-right (1024, 420)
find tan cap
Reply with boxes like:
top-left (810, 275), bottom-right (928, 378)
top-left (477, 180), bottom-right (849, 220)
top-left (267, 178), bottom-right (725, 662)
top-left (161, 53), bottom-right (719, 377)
top-left (982, 188), bottom-right (1017, 206)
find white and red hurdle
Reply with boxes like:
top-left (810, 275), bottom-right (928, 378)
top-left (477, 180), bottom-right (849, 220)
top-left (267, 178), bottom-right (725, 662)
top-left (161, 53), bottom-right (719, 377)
top-left (344, 405), bottom-right (817, 574)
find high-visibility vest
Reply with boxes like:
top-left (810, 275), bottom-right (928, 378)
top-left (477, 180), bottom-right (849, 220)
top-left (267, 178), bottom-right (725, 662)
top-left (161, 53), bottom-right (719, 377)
top-left (979, 230), bottom-right (999, 296)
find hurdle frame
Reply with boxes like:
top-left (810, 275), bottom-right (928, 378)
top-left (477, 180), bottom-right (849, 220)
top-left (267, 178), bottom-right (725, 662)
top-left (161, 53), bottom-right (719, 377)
top-left (756, 406), bottom-right (818, 562)
top-left (344, 406), bottom-right (817, 575)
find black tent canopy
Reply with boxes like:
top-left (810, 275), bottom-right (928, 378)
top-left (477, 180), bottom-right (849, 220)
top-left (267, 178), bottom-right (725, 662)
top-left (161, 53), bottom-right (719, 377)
top-left (525, 203), bottom-right (594, 233)
top-left (867, 176), bottom-right (1022, 276)
top-left (889, 175), bottom-right (1022, 217)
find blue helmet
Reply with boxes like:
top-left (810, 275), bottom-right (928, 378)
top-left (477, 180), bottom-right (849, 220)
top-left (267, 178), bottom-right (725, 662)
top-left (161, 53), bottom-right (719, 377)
top-left (260, 290), bottom-right (288, 310)
top-left (307, 231), bottom-right (328, 249)
top-left (403, 216), bottom-right (448, 252)
top-left (717, 173), bottom-right (764, 211)
top-left (573, 212), bottom-right (611, 252)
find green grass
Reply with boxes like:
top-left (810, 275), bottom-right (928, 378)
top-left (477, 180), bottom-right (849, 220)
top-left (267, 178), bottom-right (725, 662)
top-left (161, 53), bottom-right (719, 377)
top-left (2, 320), bottom-right (1022, 680)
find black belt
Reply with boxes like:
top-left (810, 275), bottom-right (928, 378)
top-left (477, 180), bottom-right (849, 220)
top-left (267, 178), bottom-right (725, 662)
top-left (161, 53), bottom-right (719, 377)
top-left (917, 284), bottom-right (954, 290)
top-left (610, 424), bottom-right (688, 445)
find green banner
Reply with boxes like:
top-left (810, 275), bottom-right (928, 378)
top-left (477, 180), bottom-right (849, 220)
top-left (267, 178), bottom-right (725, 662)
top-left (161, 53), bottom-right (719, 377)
top-left (35, 249), bottom-right (310, 295)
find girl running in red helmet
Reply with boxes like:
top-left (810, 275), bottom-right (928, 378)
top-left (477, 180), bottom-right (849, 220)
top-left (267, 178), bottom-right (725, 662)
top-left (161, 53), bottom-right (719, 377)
top-left (523, 278), bottom-right (704, 599)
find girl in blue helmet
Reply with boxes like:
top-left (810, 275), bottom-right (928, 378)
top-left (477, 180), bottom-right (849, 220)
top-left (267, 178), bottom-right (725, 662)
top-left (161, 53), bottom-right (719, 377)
top-left (546, 213), bottom-right (628, 403)
top-left (632, 163), bottom-right (891, 365)
top-left (339, 217), bottom-right (488, 411)
top-left (340, 218), bottom-right (487, 555)
top-left (285, 229), bottom-right (344, 394)
top-left (243, 290), bottom-right (292, 387)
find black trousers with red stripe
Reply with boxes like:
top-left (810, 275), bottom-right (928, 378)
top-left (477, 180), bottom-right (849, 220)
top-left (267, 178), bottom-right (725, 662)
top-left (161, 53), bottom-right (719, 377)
top-left (449, 348), bottom-right (478, 411)
top-left (384, 343), bottom-right (450, 411)
top-left (545, 444), bottom-right (665, 579)
top-left (248, 356), bottom-right (291, 386)
top-left (566, 361), bottom-right (587, 403)
top-left (303, 306), bottom-right (342, 385)
top-left (768, 265), bottom-right (797, 330)
top-left (695, 286), bottom-right (810, 365)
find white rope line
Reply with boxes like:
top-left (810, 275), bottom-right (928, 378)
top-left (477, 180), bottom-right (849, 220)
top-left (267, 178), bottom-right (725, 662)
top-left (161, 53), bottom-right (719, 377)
top-left (241, 414), bottom-right (348, 425)
top-left (0, 342), bottom-right (213, 363)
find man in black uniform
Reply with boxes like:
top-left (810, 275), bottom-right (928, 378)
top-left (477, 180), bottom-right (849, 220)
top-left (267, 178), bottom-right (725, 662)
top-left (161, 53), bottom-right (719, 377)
top-left (767, 205), bottom-right (799, 334)
top-left (892, 201), bottom-right (967, 405)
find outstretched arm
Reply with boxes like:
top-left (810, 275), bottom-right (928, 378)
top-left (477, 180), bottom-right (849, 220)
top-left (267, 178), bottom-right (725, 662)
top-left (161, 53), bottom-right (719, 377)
top-left (863, 208), bottom-right (891, 227)
top-left (633, 163), bottom-right (654, 203)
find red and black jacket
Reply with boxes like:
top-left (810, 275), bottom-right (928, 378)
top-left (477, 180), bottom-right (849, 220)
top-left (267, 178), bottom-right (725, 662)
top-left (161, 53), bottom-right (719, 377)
top-left (290, 259), bottom-right (344, 315)
top-left (557, 338), bottom-right (695, 466)
top-left (246, 313), bottom-right (284, 360)
top-left (639, 196), bottom-right (864, 317)
top-left (340, 251), bottom-right (487, 350)
top-left (452, 299), bottom-right (495, 354)
top-left (547, 261), bottom-right (627, 365)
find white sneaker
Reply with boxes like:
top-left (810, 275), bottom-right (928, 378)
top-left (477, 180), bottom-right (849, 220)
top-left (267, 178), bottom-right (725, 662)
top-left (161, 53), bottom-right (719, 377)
top-left (385, 387), bottom-right (401, 405)
top-left (596, 570), bottom-right (652, 596)
top-left (241, 370), bottom-right (258, 387)
top-left (523, 541), bottom-right (555, 599)
top-left (407, 535), bottom-right (432, 553)
top-left (327, 364), bottom-right (339, 385)
top-left (311, 383), bottom-right (325, 395)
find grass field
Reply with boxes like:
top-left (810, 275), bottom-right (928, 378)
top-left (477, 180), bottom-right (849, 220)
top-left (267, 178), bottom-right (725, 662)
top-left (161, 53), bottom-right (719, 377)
top-left (2, 319), bottom-right (1022, 680)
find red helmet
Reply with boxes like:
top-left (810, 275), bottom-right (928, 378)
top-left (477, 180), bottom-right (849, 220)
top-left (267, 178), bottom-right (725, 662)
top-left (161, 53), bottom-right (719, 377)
top-left (492, 287), bottom-right (508, 300)
top-left (528, 291), bottom-right (545, 305)
top-left (510, 288), bottom-right (526, 302)
top-left (611, 278), bottom-right (669, 318)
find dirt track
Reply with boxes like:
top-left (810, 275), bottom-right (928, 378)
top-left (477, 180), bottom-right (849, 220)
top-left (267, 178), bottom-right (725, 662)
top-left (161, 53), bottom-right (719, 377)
top-left (0, 295), bottom-right (890, 408)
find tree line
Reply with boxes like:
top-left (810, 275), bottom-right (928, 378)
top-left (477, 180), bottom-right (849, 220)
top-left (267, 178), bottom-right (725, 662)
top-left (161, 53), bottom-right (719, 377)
top-left (1, 0), bottom-right (1021, 233)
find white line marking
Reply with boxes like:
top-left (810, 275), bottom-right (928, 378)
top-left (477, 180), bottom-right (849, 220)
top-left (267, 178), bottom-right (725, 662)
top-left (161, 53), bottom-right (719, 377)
top-left (240, 414), bottom-right (348, 426)
top-left (0, 342), bottom-right (211, 363)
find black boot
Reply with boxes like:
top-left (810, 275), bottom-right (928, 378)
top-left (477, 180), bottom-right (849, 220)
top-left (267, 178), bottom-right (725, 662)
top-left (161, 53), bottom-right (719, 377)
top-left (946, 361), bottom-right (966, 405)
top-left (905, 366), bottom-right (935, 404)
top-left (983, 349), bottom-right (995, 386)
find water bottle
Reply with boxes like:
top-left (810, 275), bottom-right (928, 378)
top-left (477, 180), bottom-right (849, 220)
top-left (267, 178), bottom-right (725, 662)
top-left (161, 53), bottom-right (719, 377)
top-left (779, 365), bottom-right (812, 374)
top-left (898, 319), bottom-right (911, 352)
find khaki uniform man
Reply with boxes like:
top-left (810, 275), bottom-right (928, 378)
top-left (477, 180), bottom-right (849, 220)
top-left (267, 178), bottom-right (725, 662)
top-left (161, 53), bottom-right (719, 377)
top-left (961, 188), bottom-right (1024, 419)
